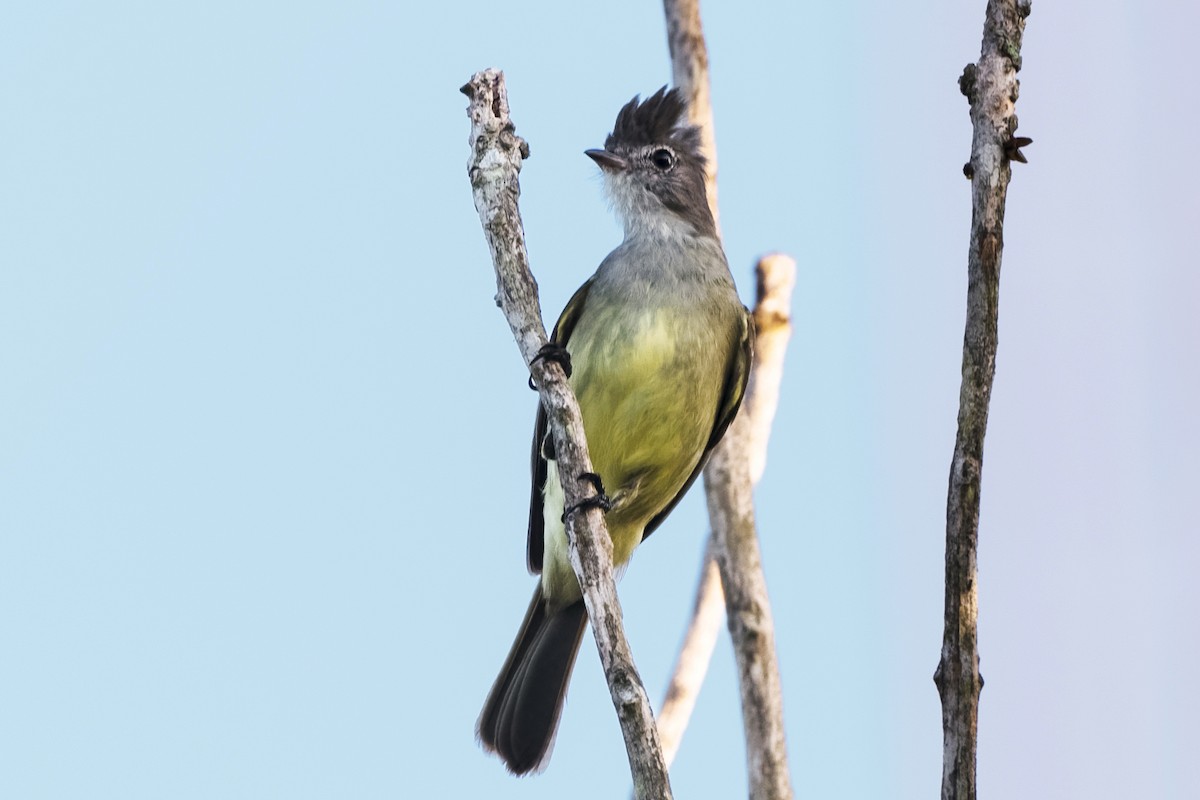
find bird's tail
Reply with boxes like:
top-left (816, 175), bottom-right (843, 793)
top-left (477, 588), bottom-right (588, 774)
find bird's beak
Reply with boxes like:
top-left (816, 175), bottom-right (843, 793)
top-left (585, 148), bottom-right (629, 173)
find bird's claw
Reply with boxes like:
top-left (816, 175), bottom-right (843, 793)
top-left (562, 472), bottom-right (612, 521)
top-left (528, 342), bottom-right (573, 390)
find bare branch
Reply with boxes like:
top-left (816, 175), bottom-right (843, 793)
top-left (653, 1), bottom-right (726, 766)
top-left (936, 2), bottom-right (1031, 799)
top-left (656, 255), bottom-right (795, 772)
top-left (745, 255), bottom-right (797, 485)
top-left (655, 543), bottom-right (724, 767)
top-left (663, 0), bottom-right (721, 232)
top-left (652, 4), bottom-right (792, 796)
top-left (704, 266), bottom-right (795, 800)
top-left (463, 69), bottom-right (672, 800)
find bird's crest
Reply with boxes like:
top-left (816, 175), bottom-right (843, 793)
top-left (606, 87), bottom-right (703, 158)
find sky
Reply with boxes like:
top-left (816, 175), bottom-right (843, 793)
top-left (2, 1), bottom-right (1197, 798)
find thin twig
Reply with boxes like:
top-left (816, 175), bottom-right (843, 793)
top-left (935, 3), bottom-right (1031, 799)
top-left (655, 542), bottom-right (723, 767)
top-left (744, 256), bottom-right (796, 487)
top-left (463, 69), bottom-right (672, 800)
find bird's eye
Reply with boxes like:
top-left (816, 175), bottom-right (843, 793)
top-left (650, 148), bottom-right (675, 171)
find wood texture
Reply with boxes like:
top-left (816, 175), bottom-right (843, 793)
top-left (936, 3), bottom-right (1032, 799)
top-left (463, 69), bottom-right (673, 800)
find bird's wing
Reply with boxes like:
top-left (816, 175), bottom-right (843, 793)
top-left (526, 279), bottom-right (595, 574)
top-left (641, 304), bottom-right (754, 542)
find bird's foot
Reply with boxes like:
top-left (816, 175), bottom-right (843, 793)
top-left (562, 472), bottom-right (612, 521)
top-left (527, 342), bottom-right (573, 390)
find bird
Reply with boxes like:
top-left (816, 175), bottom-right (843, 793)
top-left (477, 86), bottom-right (752, 775)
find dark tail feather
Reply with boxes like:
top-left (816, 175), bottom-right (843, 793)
top-left (477, 589), bottom-right (588, 774)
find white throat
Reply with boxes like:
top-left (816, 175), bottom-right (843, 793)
top-left (603, 172), bottom-right (697, 242)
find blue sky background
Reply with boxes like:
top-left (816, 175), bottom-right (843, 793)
top-left (3, 1), bottom-right (1197, 798)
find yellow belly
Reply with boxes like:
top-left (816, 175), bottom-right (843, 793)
top-left (539, 305), bottom-right (727, 606)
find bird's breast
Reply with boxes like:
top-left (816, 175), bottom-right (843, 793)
top-left (566, 302), bottom-right (729, 535)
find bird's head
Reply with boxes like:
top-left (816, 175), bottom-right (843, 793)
top-left (586, 87), bottom-right (715, 240)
